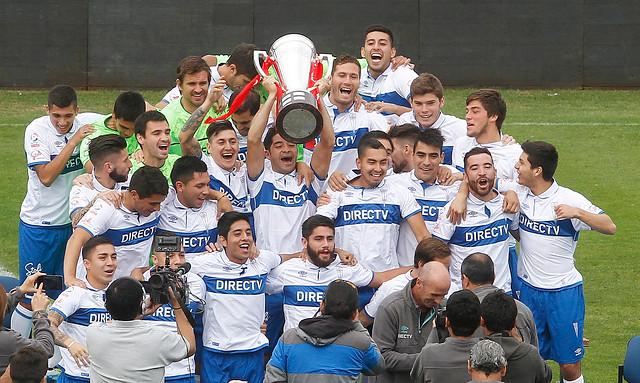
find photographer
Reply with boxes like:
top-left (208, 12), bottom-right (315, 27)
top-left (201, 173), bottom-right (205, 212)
top-left (134, 231), bottom-right (205, 383)
top-left (85, 276), bottom-right (195, 383)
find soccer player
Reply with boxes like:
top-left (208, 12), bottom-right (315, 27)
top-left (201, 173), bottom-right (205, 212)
top-left (316, 136), bottom-right (428, 273)
top-left (432, 147), bottom-right (518, 295)
top-left (63, 166), bottom-right (168, 287)
top-left (228, 89), bottom-right (261, 162)
top-left (302, 53), bottom-right (388, 176)
top-left (246, 75), bottom-right (334, 254)
top-left (387, 123), bottom-right (422, 174)
top-left (188, 212), bottom-right (298, 383)
top-left (129, 111), bottom-right (180, 180)
top-left (78, 91), bottom-right (146, 172)
top-left (502, 141), bottom-right (615, 383)
top-left (48, 237), bottom-right (117, 383)
top-left (395, 73), bottom-right (467, 165)
top-left (69, 134), bottom-right (132, 227)
top-left (15, 85), bottom-right (97, 334)
top-left (158, 156), bottom-right (232, 259)
top-left (359, 24), bottom-right (418, 123)
top-left (389, 129), bottom-right (461, 266)
top-left (138, 232), bottom-right (206, 383)
top-left (266, 216), bottom-right (408, 331)
top-left (359, 237), bottom-right (451, 327)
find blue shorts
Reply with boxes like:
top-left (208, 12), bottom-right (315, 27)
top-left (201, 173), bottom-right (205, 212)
top-left (508, 246), bottom-right (521, 298)
top-left (202, 348), bottom-right (265, 383)
top-left (264, 292), bottom-right (284, 354)
top-left (56, 371), bottom-right (89, 383)
top-left (19, 220), bottom-right (71, 300)
top-left (194, 313), bottom-right (204, 364)
top-left (164, 375), bottom-right (196, 383)
top-left (519, 279), bottom-right (585, 364)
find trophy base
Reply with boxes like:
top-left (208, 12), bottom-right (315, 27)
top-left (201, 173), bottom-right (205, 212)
top-left (276, 90), bottom-right (323, 144)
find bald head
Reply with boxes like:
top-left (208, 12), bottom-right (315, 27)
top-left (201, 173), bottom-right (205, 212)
top-left (413, 261), bottom-right (451, 311)
top-left (461, 252), bottom-right (495, 289)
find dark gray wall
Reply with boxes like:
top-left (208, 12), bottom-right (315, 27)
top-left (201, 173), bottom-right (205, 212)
top-left (1, 0), bottom-right (638, 89)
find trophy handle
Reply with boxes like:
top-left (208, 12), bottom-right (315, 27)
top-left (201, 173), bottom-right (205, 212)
top-left (318, 54), bottom-right (334, 79)
top-left (254, 50), bottom-right (269, 78)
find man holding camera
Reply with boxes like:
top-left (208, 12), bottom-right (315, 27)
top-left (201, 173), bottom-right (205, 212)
top-left (86, 276), bottom-right (195, 383)
top-left (48, 237), bottom-right (117, 382)
top-left (136, 231), bottom-right (206, 383)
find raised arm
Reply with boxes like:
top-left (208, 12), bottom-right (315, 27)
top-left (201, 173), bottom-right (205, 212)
top-left (247, 76), bottom-right (278, 179)
top-left (179, 78), bottom-right (226, 157)
top-left (309, 81), bottom-right (335, 179)
top-left (63, 228), bottom-right (92, 288)
top-left (34, 125), bottom-right (94, 186)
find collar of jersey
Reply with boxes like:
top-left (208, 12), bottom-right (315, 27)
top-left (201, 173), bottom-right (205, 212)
top-left (468, 190), bottom-right (500, 205)
top-left (304, 255), bottom-right (340, 270)
top-left (409, 170), bottom-right (440, 189)
top-left (46, 116), bottom-right (79, 138)
top-left (367, 63), bottom-right (393, 80)
top-left (474, 137), bottom-right (504, 149)
top-left (171, 189), bottom-right (202, 212)
top-left (83, 278), bottom-right (106, 292)
top-left (530, 179), bottom-right (559, 199)
top-left (322, 94), bottom-right (355, 117)
top-left (218, 250), bottom-right (250, 268)
top-left (426, 111), bottom-right (446, 130)
top-left (348, 178), bottom-right (386, 190)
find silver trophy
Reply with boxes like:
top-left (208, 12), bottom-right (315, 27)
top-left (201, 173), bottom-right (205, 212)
top-left (254, 34), bottom-right (333, 144)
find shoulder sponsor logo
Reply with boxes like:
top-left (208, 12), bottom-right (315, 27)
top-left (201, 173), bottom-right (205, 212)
top-left (31, 133), bottom-right (39, 142)
top-left (31, 150), bottom-right (42, 159)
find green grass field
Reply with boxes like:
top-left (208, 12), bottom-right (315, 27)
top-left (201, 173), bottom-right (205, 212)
top-left (1, 88), bottom-right (639, 382)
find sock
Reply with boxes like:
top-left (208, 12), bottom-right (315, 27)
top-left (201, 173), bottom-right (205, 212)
top-left (564, 374), bottom-right (584, 383)
top-left (11, 304), bottom-right (33, 338)
top-left (48, 345), bottom-right (62, 368)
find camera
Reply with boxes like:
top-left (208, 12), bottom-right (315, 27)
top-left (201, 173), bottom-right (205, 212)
top-left (143, 234), bottom-right (189, 305)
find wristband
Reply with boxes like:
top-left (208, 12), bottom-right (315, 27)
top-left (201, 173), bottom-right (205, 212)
top-left (68, 341), bottom-right (76, 349)
top-left (172, 306), bottom-right (182, 310)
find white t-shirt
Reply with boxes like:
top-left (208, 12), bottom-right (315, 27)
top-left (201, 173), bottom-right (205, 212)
top-left (266, 257), bottom-right (374, 331)
top-left (249, 165), bottom-right (325, 254)
top-left (432, 193), bottom-right (518, 295)
top-left (76, 199), bottom-right (159, 280)
top-left (20, 113), bottom-right (100, 226)
top-left (498, 179), bottom-right (603, 289)
top-left (316, 178), bottom-right (421, 272)
top-left (395, 111), bottom-right (467, 165)
top-left (189, 249), bottom-right (282, 353)
top-left (363, 270), bottom-right (413, 319)
top-left (158, 187), bottom-right (218, 259)
top-left (50, 281), bottom-right (111, 380)
top-left (387, 171), bottom-right (459, 267)
top-left (302, 94), bottom-right (388, 176)
top-left (359, 64), bottom-right (418, 124)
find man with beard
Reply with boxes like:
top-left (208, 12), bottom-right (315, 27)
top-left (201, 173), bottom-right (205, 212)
top-left (432, 147), bottom-right (518, 295)
top-left (69, 134), bottom-right (132, 227)
top-left (266, 216), bottom-right (409, 331)
top-left (129, 111), bottom-right (180, 180)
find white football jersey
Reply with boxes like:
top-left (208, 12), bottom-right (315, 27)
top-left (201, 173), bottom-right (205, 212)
top-left (359, 64), bottom-right (418, 124)
top-left (50, 281), bottom-right (111, 380)
top-left (303, 94), bottom-right (388, 176)
top-left (189, 249), bottom-right (281, 353)
top-left (266, 257), bottom-right (374, 331)
top-left (452, 137), bottom-right (522, 181)
top-left (363, 270), bottom-right (413, 319)
top-left (249, 166), bottom-right (325, 254)
top-left (201, 153), bottom-right (251, 214)
top-left (68, 173), bottom-right (130, 217)
top-left (432, 193), bottom-right (518, 294)
top-left (316, 178), bottom-right (421, 272)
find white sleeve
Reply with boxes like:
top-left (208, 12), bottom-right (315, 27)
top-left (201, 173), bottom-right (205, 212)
top-left (50, 287), bottom-right (81, 320)
top-left (25, 123), bottom-right (51, 167)
top-left (188, 254), bottom-right (214, 277)
top-left (570, 192), bottom-right (604, 231)
top-left (396, 67), bottom-right (419, 100)
top-left (162, 87), bottom-right (182, 104)
top-left (370, 112), bottom-right (391, 132)
top-left (315, 189), bottom-right (340, 219)
top-left (265, 263), bottom-right (286, 295)
top-left (431, 202), bottom-right (455, 241)
top-left (363, 281), bottom-right (392, 318)
top-left (69, 185), bottom-right (89, 216)
top-left (399, 188), bottom-right (421, 219)
top-left (76, 199), bottom-right (117, 237)
top-left (344, 263), bottom-right (374, 287)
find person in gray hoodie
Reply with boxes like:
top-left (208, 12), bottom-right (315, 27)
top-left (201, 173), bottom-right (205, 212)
top-left (264, 279), bottom-right (385, 383)
top-left (480, 291), bottom-right (552, 383)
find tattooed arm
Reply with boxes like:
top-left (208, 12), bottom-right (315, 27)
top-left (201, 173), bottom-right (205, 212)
top-left (48, 309), bottom-right (90, 367)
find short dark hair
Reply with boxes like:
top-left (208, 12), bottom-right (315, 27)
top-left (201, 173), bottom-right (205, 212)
top-left (461, 253), bottom-right (495, 286)
top-left (8, 346), bottom-right (48, 383)
top-left (481, 291), bottom-right (518, 333)
top-left (388, 124), bottom-right (422, 147)
top-left (361, 130), bottom-right (393, 152)
top-left (170, 156), bottom-right (208, 188)
top-left (230, 89), bottom-right (260, 116)
top-left (365, 24), bottom-right (394, 45)
top-left (302, 216), bottom-right (335, 240)
top-left (466, 89), bottom-right (507, 130)
top-left (331, 53), bottom-right (361, 76)
top-left (446, 289), bottom-right (481, 337)
top-left (134, 110), bottom-right (168, 138)
top-left (82, 236), bottom-right (114, 260)
top-left (357, 136), bottom-right (386, 158)
top-left (88, 134), bottom-right (128, 167)
top-left (129, 166), bottom-right (169, 199)
top-left (48, 85), bottom-right (77, 109)
top-left (521, 141), bottom-right (558, 182)
top-left (113, 91), bottom-right (146, 122)
top-left (411, 73), bottom-right (444, 100)
top-left (176, 56), bottom-right (211, 84)
top-left (414, 128), bottom-right (444, 153)
top-left (263, 127), bottom-right (279, 150)
top-left (464, 146), bottom-right (493, 170)
top-left (218, 211), bottom-right (251, 239)
top-left (105, 277), bottom-right (144, 321)
top-left (227, 43), bottom-right (259, 79)
top-left (207, 119), bottom-right (236, 140)
top-left (414, 237), bottom-right (450, 268)
top-left (323, 280), bottom-right (359, 320)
